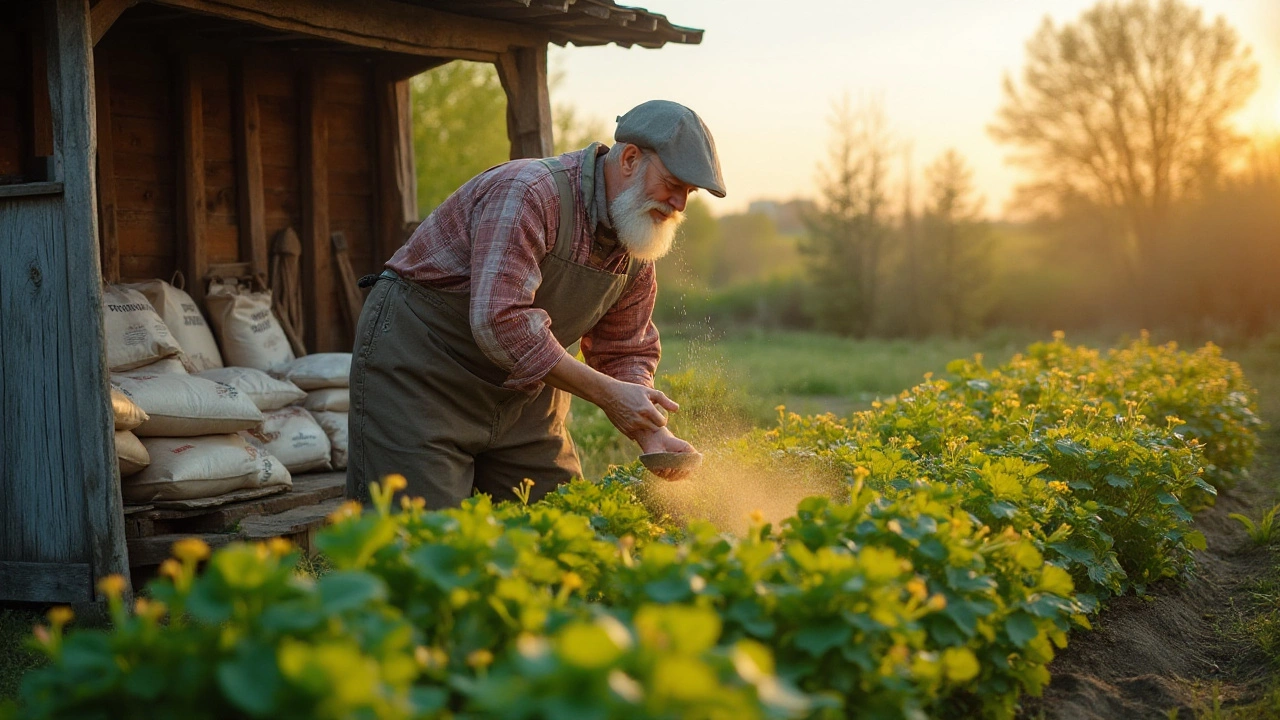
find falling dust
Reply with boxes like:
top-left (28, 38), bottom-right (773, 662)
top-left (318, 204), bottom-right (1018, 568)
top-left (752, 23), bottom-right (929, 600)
top-left (638, 321), bottom-right (846, 536)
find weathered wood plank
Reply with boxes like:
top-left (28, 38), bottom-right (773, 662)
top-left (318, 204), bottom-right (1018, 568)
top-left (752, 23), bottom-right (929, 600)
top-left (0, 561), bottom-right (93, 603)
top-left (94, 50), bottom-right (119, 282)
top-left (134, 473), bottom-right (346, 533)
top-left (146, 0), bottom-right (544, 60)
top-left (301, 66), bottom-right (333, 352)
top-left (0, 197), bottom-right (87, 565)
top-left (49, 0), bottom-right (132, 598)
top-left (233, 56), bottom-right (268, 276)
top-left (239, 497), bottom-right (344, 539)
top-left (495, 45), bottom-right (553, 160)
top-left (0, 182), bottom-right (64, 198)
top-left (127, 532), bottom-right (237, 567)
top-left (176, 52), bottom-right (207, 306)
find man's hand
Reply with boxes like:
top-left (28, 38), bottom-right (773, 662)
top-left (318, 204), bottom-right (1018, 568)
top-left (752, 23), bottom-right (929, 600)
top-left (634, 426), bottom-right (697, 481)
top-left (599, 380), bottom-right (679, 439)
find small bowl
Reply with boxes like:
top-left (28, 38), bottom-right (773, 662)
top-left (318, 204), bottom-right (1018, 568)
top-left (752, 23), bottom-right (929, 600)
top-left (639, 451), bottom-right (704, 474)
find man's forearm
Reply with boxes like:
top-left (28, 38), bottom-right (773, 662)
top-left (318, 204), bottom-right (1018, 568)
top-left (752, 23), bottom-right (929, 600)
top-left (543, 352), bottom-right (617, 407)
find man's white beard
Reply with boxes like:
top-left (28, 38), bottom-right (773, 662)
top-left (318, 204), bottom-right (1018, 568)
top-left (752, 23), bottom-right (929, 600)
top-left (609, 175), bottom-right (685, 261)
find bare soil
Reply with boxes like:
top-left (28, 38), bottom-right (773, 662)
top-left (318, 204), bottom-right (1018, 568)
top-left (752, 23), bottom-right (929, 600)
top-left (1023, 476), bottom-right (1278, 719)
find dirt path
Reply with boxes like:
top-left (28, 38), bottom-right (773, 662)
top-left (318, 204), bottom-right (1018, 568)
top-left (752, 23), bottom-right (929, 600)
top-left (1023, 473), bottom-right (1278, 719)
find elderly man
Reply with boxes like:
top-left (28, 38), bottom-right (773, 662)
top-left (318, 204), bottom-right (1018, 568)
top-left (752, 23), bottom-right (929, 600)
top-left (347, 100), bottom-right (726, 507)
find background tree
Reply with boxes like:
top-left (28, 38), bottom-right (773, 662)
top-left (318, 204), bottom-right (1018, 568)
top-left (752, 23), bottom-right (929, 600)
top-left (800, 97), bottom-right (893, 337)
top-left (990, 0), bottom-right (1259, 301)
top-left (919, 149), bottom-right (991, 337)
top-left (411, 62), bottom-right (509, 214)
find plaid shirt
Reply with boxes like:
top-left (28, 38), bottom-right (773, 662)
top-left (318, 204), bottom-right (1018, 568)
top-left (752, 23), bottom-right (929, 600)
top-left (386, 146), bottom-right (660, 393)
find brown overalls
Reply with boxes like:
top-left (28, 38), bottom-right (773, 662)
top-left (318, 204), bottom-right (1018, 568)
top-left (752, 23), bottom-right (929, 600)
top-left (346, 156), bottom-right (640, 507)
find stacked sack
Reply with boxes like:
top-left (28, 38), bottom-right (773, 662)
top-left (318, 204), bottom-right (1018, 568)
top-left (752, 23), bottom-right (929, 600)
top-left (280, 353), bottom-right (351, 470)
top-left (103, 282), bottom-right (294, 503)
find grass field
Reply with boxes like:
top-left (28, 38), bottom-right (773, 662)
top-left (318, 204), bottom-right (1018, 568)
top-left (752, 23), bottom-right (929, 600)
top-left (570, 328), bottom-right (1095, 478)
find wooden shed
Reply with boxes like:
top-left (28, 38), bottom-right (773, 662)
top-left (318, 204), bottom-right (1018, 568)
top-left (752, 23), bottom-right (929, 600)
top-left (0, 0), bottom-right (701, 604)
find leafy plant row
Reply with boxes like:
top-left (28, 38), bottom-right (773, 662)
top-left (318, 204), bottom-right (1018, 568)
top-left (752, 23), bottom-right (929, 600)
top-left (5, 335), bottom-right (1262, 720)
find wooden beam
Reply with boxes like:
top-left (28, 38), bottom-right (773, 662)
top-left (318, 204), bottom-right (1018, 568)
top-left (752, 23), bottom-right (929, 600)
top-left (176, 52), bottom-right (207, 306)
top-left (300, 65), bottom-right (333, 352)
top-left (232, 55), bottom-right (268, 277)
top-left (90, 0), bottom-right (137, 46)
top-left (147, 0), bottom-right (546, 61)
top-left (374, 64), bottom-right (418, 265)
top-left (48, 0), bottom-right (133, 600)
top-left (495, 45), bottom-right (553, 160)
top-left (94, 50), bottom-right (119, 282)
top-left (0, 561), bottom-right (93, 603)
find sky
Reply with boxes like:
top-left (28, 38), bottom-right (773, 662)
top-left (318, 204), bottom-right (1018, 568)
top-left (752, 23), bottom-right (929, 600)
top-left (549, 0), bottom-right (1280, 218)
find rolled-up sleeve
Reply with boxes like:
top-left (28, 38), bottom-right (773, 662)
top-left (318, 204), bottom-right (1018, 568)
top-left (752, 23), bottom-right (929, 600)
top-left (468, 178), bottom-right (567, 392)
top-left (580, 260), bottom-right (661, 387)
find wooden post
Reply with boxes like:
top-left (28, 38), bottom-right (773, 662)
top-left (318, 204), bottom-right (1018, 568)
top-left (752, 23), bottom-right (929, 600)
top-left (94, 49), bottom-right (119, 282)
top-left (176, 52), bottom-right (207, 306)
top-left (495, 45), bottom-right (553, 160)
top-left (51, 0), bottom-right (131, 599)
top-left (233, 55), bottom-right (268, 277)
top-left (373, 65), bottom-right (417, 264)
top-left (301, 65), bottom-right (333, 352)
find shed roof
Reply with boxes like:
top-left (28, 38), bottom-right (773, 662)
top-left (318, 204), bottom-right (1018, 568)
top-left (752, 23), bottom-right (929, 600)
top-left (401, 0), bottom-right (703, 49)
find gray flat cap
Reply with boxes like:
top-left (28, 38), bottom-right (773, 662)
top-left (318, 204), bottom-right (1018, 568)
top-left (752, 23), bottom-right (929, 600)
top-left (615, 100), bottom-right (726, 198)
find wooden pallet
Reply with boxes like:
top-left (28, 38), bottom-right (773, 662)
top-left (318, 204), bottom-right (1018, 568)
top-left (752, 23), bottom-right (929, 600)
top-left (124, 472), bottom-right (347, 566)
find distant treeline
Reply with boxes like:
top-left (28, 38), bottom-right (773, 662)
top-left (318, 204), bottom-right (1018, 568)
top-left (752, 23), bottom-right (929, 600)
top-left (658, 0), bottom-right (1280, 342)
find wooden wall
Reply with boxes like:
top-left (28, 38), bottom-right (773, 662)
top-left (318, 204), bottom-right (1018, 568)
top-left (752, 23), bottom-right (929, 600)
top-left (95, 37), bottom-right (386, 352)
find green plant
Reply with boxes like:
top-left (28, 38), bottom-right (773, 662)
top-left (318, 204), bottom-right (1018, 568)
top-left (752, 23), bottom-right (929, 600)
top-left (1230, 504), bottom-right (1280, 545)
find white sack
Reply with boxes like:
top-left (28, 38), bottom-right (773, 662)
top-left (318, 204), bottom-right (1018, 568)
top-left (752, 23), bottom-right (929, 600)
top-left (240, 434), bottom-right (295, 490)
top-left (126, 278), bottom-right (223, 372)
top-left (111, 385), bottom-right (148, 431)
top-left (123, 434), bottom-right (261, 503)
top-left (281, 353), bottom-right (351, 390)
top-left (102, 284), bottom-right (185, 371)
top-left (113, 356), bottom-right (189, 378)
top-left (205, 282), bottom-right (295, 372)
top-left (242, 406), bottom-right (331, 474)
top-left (303, 387), bottom-right (349, 413)
top-left (112, 374), bottom-right (263, 437)
top-left (313, 411), bottom-right (348, 470)
top-left (115, 430), bottom-right (150, 477)
top-left (198, 367), bottom-right (306, 412)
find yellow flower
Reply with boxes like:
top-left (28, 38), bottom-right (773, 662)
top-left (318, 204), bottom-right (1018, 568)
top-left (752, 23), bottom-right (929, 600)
top-left (327, 500), bottom-right (364, 524)
top-left (853, 467), bottom-right (871, 481)
top-left (905, 578), bottom-right (928, 601)
top-left (382, 474), bottom-right (408, 493)
top-left (172, 537), bottom-right (211, 563)
top-left (97, 574), bottom-right (127, 599)
top-left (47, 606), bottom-right (73, 627)
top-left (467, 649), bottom-right (494, 668)
top-left (1052, 330), bottom-right (1066, 341)
top-left (561, 571), bottom-right (584, 593)
top-left (748, 509), bottom-right (766, 526)
top-left (926, 594), bottom-right (948, 612)
top-left (1047, 481), bottom-right (1069, 494)
top-left (267, 537), bottom-right (293, 556)
top-left (159, 559), bottom-right (182, 580)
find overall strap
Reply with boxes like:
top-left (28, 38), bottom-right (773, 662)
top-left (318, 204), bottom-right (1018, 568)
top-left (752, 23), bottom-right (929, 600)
top-left (536, 157), bottom-right (577, 261)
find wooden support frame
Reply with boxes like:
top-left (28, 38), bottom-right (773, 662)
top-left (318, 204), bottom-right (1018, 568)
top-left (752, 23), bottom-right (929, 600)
top-left (232, 54), bottom-right (268, 277)
top-left (300, 64), bottom-right (333, 352)
top-left (94, 49), bottom-right (118, 282)
top-left (496, 45), bottom-right (553, 160)
top-left (176, 51), bottom-right (207, 306)
top-left (44, 0), bottom-right (130, 601)
top-left (90, 0), bottom-right (138, 46)
top-left (148, 0), bottom-right (547, 61)
top-left (373, 63), bottom-right (419, 264)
